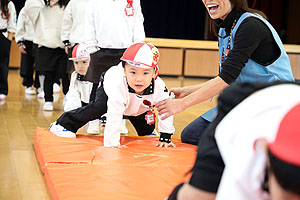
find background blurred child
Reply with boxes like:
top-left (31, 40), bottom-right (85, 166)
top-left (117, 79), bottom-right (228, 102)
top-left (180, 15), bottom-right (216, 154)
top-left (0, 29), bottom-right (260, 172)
top-left (0, 0), bottom-right (16, 100)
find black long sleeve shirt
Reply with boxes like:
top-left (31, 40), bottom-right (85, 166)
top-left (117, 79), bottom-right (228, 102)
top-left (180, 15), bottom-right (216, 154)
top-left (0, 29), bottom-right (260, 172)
top-left (217, 8), bottom-right (281, 84)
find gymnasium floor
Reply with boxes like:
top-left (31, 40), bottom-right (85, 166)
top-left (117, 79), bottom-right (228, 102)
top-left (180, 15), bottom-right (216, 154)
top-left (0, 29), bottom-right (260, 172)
top-left (0, 69), bottom-right (216, 199)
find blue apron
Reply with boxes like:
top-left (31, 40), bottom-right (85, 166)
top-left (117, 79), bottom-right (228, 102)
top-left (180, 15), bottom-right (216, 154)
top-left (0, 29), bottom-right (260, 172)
top-left (201, 12), bottom-right (294, 122)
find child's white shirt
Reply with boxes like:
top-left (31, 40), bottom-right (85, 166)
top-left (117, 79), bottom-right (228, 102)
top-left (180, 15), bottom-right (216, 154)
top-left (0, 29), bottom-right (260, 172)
top-left (85, 0), bottom-right (145, 53)
top-left (103, 63), bottom-right (175, 147)
top-left (0, 1), bottom-right (16, 37)
top-left (215, 84), bottom-right (300, 200)
top-left (61, 0), bottom-right (90, 45)
top-left (24, 0), bottom-right (65, 48)
top-left (15, 8), bottom-right (35, 43)
top-left (64, 71), bottom-right (93, 112)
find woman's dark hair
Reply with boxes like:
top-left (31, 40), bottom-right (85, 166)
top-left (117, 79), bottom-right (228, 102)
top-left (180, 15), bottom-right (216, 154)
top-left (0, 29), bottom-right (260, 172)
top-left (209, 0), bottom-right (267, 37)
top-left (58, 0), bottom-right (70, 8)
top-left (0, 0), bottom-right (10, 17)
top-left (268, 149), bottom-right (300, 196)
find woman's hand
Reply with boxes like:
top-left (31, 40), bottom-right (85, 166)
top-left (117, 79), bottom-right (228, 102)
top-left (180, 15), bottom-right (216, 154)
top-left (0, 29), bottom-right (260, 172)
top-left (170, 87), bottom-right (187, 99)
top-left (156, 99), bottom-right (186, 120)
top-left (156, 141), bottom-right (176, 148)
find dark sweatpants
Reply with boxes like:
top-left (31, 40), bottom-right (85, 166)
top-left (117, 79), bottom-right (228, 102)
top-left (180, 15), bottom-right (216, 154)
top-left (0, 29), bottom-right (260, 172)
top-left (57, 80), bottom-right (155, 136)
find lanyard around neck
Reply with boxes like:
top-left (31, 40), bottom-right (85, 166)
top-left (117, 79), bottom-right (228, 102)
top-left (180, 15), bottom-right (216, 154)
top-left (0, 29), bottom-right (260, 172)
top-left (221, 18), bottom-right (237, 62)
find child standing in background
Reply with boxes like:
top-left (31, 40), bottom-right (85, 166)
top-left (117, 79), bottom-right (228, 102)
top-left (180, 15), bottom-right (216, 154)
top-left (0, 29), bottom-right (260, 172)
top-left (0, 0), bottom-right (16, 100)
top-left (15, 7), bottom-right (40, 95)
top-left (24, 0), bottom-right (70, 110)
top-left (63, 43), bottom-right (93, 112)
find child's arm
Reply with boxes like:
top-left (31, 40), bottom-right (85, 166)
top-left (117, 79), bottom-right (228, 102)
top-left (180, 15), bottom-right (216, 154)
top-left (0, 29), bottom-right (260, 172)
top-left (61, 1), bottom-right (72, 54)
top-left (23, 0), bottom-right (44, 27)
top-left (132, 0), bottom-right (145, 43)
top-left (7, 1), bottom-right (16, 38)
top-left (85, 0), bottom-right (99, 54)
top-left (155, 78), bottom-right (176, 148)
top-left (157, 133), bottom-right (176, 148)
top-left (64, 72), bottom-right (81, 112)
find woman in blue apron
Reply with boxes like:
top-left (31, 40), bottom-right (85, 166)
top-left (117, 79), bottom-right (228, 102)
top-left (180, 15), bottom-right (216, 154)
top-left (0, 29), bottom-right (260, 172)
top-left (166, 0), bottom-right (295, 200)
top-left (156, 0), bottom-right (294, 145)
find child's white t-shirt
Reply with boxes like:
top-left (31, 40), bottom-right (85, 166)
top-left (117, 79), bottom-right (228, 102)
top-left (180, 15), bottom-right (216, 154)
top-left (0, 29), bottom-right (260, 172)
top-left (103, 63), bottom-right (175, 147)
top-left (64, 71), bottom-right (93, 112)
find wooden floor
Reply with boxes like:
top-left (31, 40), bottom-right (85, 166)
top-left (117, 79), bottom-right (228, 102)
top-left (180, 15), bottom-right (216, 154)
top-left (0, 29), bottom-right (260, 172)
top-left (0, 69), bottom-right (217, 200)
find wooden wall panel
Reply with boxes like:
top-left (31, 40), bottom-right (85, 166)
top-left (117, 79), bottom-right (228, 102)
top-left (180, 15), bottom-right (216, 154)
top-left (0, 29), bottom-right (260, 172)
top-left (9, 39), bottom-right (21, 68)
top-left (184, 49), bottom-right (219, 77)
top-left (157, 48), bottom-right (183, 76)
top-left (289, 54), bottom-right (300, 80)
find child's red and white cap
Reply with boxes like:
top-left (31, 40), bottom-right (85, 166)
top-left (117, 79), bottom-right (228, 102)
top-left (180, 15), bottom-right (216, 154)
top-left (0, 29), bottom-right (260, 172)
top-left (121, 41), bottom-right (160, 70)
top-left (69, 43), bottom-right (90, 61)
top-left (269, 102), bottom-right (300, 166)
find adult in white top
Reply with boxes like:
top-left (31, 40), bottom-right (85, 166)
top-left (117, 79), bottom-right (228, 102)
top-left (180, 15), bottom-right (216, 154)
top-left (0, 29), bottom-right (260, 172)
top-left (84, 0), bottom-right (145, 85)
top-left (61, 0), bottom-right (91, 72)
top-left (61, 0), bottom-right (90, 49)
top-left (0, 0), bottom-right (16, 100)
top-left (85, 0), bottom-right (145, 53)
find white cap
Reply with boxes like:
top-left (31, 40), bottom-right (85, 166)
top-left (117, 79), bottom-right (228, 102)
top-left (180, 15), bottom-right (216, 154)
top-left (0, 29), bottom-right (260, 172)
top-left (121, 41), bottom-right (159, 69)
top-left (69, 43), bottom-right (90, 61)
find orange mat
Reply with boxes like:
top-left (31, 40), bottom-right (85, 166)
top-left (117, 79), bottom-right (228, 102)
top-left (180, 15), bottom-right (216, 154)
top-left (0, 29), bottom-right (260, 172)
top-left (34, 128), bottom-right (197, 200)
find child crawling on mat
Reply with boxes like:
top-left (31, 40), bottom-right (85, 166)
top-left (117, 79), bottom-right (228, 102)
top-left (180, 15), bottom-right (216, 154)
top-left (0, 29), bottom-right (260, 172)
top-left (49, 41), bottom-right (176, 148)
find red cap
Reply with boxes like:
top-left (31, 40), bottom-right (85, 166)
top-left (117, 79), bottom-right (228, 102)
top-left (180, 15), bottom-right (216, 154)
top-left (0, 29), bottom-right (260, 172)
top-left (69, 43), bottom-right (90, 61)
top-left (269, 103), bottom-right (300, 166)
top-left (120, 41), bottom-right (159, 67)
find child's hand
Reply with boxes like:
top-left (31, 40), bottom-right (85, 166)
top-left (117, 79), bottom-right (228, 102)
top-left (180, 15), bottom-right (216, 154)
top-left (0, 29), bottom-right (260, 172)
top-left (18, 44), bottom-right (27, 54)
top-left (156, 141), bottom-right (176, 148)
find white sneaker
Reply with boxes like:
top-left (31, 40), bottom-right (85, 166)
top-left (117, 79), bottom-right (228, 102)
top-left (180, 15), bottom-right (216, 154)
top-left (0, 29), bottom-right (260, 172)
top-left (43, 102), bottom-right (53, 111)
top-left (0, 94), bottom-right (6, 100)
top-left (87, 119), bottom-right (100, 134)
top-left (49, 122), bottom-right (76, 138)
top-left (25, 87), bottom-right (37, 95)
top-left (37, 89), bottom-right (44, 99)
top-left (146, 129), bottom-right (159, 136)
top-left (120, 119), bottom-right (128, 135)
top-left (53, 83), bottom-right (60, 93)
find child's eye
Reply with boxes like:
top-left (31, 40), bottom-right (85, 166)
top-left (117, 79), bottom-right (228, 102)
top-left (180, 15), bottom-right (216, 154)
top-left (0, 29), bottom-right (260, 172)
top-left (130, 71), bottom-right (136, 74)
top-left (144, 72), bottom-right (149, 75)
top-left (75, 62), bottom-right (78, 64)
top-left (83, 61), bottom-right (86, 64)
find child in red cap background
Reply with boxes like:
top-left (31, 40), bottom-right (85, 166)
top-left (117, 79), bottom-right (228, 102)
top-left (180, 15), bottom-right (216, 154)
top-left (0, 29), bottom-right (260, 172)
top-left (50, 41), bottom-right (176, 148)
top-left (167, 82), bottom-right (300, 200)
top-left (63, 43), bottom-right (93, 112)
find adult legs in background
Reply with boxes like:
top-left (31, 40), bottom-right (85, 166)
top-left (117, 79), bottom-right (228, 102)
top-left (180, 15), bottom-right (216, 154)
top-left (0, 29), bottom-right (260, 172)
top-left (181, 116), bottom-right (211, 145)
top-left (0, 57), bottom-right (9, 97)
top-left (0, 34), bottom-right (11, 98)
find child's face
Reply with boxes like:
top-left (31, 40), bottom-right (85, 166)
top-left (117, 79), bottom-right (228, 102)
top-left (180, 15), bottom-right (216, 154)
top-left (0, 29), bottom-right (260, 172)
top-left (73, 58), bottom-right (90, 75)
top-left (124, 63), bottom-right (155, 95)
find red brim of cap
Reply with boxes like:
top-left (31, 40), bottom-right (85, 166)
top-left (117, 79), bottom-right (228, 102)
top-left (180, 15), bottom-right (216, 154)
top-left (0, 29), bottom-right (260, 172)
top-left (268, 103), bottom-right (300, 167)
top-left (69, 57), bottom-right (90, 61)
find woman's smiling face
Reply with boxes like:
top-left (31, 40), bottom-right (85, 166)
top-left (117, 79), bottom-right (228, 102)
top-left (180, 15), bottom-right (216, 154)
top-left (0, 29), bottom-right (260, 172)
top-left (202, 0), bottom-right (233, 20)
